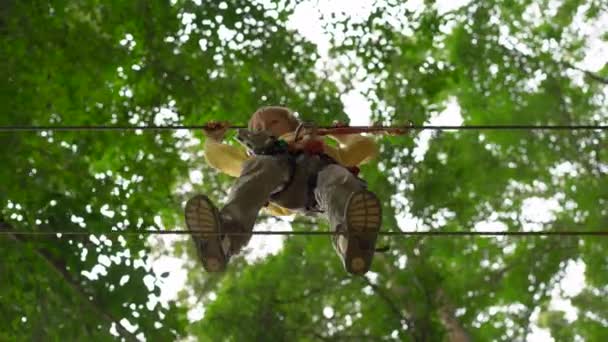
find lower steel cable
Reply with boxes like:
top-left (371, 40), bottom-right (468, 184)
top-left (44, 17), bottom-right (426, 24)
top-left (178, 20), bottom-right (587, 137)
top-left (1, 230), bottom-right (608, 236)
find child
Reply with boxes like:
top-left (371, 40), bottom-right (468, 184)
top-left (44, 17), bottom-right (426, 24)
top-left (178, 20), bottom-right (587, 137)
top-left (185, 106), bottom-right (382, 275)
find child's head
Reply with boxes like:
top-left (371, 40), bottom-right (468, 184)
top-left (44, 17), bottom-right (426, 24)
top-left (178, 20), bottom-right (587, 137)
top-left (248, 106), bottom-right (300, 137)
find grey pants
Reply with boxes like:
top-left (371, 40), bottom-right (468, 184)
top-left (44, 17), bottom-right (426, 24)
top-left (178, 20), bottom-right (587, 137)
top-left (220, 154), bottom-right (366, 253)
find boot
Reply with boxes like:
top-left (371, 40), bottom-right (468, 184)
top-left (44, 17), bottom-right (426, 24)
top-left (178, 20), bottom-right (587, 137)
top-left (333, 190), bottom-right (382, 275)
top-left (185, 194), bottom-right (241, 272)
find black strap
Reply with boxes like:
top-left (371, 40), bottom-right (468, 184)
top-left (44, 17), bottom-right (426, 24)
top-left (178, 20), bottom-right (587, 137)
top-left (305, 172), bottom-right (322, 212)
top-left (269, 153), bottom-right (298, 200)
top-left (267, 152), bottom-right (343, 212)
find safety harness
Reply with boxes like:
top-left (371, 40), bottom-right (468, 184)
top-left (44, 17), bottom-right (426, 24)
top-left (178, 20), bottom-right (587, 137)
top-left (235, 126), bottom-right (390, 252)
top-left (235, 125), bottom-right (360, 212)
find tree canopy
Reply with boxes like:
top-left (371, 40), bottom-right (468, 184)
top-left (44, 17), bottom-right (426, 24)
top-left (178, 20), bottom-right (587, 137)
top-left (1, 0), bottom-right (606, 341)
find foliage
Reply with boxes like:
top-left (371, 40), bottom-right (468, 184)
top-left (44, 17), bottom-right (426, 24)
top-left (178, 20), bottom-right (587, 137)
top-left (2, 0), bottom-right (607, 341)
top-left (1, 0), bottom-right (343, 339)
top-left (187, 0), bottom-right (607, 341)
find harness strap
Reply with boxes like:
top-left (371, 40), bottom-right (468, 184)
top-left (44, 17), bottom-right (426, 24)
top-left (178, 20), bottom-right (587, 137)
top-left (261, 138), bottom-right (361, 211)
top-left (269, 153), bottom-right (297, 199)
top-left (305, 171), bottom-right (322, 212)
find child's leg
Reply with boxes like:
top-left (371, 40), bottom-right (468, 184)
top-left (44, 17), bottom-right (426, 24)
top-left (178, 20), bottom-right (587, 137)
top-left (220, 155), bottom-right (291, 252)
top-left (186, 155), bottom-right (291, 272)
top-left (314, 165), bottom-right (382, 275)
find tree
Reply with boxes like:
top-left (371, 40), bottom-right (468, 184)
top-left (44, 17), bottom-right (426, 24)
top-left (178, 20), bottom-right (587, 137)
top-left (1, 0), bottom-right (345, 339)
top-left (187, 1), bottom-right (607, 341)
top-left (2, 0), bottom-right (606, 340)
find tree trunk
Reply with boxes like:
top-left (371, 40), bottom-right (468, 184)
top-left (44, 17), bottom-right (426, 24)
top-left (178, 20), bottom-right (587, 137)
top-left (436, 288), bottom-right (471, 342)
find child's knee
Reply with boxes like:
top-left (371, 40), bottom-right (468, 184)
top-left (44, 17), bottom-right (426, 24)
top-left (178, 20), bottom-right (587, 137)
top-left (317, 165), bottom-right (359, 187)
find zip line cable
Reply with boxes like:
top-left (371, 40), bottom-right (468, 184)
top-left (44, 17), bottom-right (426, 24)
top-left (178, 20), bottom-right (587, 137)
top-left (1, 124), bottom-right (608, 133)
top-left (2, 122), bottom-right (605, 237)
top-left (2, 230), bottom-right (608, 237)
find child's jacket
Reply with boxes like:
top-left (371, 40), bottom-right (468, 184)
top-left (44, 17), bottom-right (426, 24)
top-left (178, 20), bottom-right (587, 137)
top-left (204, 132), bottom-right (378, 215)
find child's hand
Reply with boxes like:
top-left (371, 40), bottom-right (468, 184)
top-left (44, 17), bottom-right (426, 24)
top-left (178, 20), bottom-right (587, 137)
top-left (317, 120), bottom-right (351, 136)
top-left (332, 120), bottom-right (349, 128)
top-left (203, 121), bottom-right (230, 142)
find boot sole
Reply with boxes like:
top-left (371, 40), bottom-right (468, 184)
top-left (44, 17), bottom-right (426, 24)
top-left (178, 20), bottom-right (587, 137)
top-left (185, 195), bottom-right (227, 272)
top-left (344, 190), bottom-right (382, 275)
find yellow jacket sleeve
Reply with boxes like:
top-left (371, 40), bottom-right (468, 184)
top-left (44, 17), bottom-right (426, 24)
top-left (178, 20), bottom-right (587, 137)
top-left (203, 138), bottom-right (250, 178)
top-left (324, 134), bottom-right (378, 167)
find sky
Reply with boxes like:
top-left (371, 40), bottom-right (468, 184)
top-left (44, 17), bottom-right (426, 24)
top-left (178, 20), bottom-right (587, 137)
top-left (142, 0), bottom-right (607, 340)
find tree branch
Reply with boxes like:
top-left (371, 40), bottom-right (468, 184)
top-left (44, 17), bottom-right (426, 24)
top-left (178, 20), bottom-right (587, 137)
top-left (1, 219), bottom-right (138, 341)
top-left (360, 276), bottom-right (416, 340)
top-left (563, 62), bottom-right (608, 85)
top-left (435, 288), bottom-right (471, 342)
top-left (438, 1), bottom-right (477, 20)
top-left (499, 43), bottom-right (608, 86)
